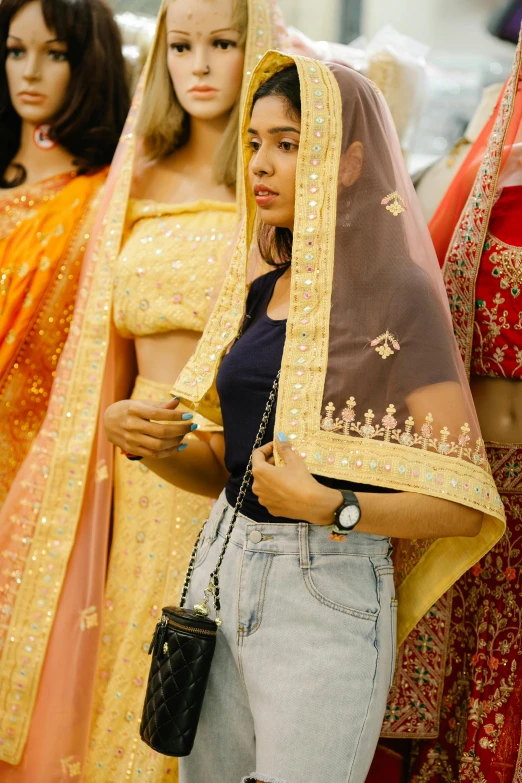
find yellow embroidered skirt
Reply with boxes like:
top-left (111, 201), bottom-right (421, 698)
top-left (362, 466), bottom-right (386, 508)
top-left (85, 375), bottom-right (215, 782)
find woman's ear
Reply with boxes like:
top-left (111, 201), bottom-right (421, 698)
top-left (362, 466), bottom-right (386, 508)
top-left (339, 141), bottom-right (363, 187)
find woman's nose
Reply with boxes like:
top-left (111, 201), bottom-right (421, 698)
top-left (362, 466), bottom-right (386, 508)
top-left (252, 151), bottom-right (273, 177)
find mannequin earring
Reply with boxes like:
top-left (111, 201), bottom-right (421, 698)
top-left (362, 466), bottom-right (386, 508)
top-left (33, 124), bottom-right (57, 151)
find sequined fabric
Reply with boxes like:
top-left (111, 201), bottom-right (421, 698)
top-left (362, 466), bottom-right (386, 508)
top-left (409, 443), bottom-right (522, 783)
top-left (85, 376), bottom-right (214, 783)
top-left (471, 185), bottom-right (522, 379)
top-left (0, 170), bottom-right (106, 508)
top-left (113, 199), bottom-right (236, 338)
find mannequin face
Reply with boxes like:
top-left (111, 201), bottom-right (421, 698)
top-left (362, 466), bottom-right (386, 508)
top-left (6, 0), bottom-right (71, 126)
top-left (166, 0), bottom-right (245, 122)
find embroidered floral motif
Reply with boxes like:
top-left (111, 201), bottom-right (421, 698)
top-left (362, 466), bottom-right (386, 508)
top-left (321, 399), bottom-right (486, 465)
top-left (95, 459), bottom-right (109, 483)
top-left (381, 191), bottom-right (407, 216)
top-left (486, 232), bottom-right (522, 298)
top-left (473, 232), bottom-right (522, 378)
top-left (79, 606), bottom-right (98, 631)
top-left (411, 444), bottom-right (522, 782)
top-left (60, 757), bottom-right (82, 778)
top-left (370, 330), bottom-right (401, 358)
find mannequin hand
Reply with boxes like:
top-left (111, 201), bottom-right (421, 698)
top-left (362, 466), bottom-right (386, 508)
top-left (103, 397), bottom-right (196, 458)
top-left (251, 434), bottom-right (342, 525)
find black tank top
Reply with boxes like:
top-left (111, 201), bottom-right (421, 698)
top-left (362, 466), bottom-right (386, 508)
top-left (216, 268), bottom-right (397, 523)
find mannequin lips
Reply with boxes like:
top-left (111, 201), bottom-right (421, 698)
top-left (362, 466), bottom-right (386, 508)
top-left (18, 91), bottom-right (46, 104)
top-left (254, 184), bottom-right (278, 207)
top-left (189, 85), bottom-right (218, 99)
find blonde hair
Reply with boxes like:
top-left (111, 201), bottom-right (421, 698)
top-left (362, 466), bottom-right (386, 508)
top-left (136, 0), bottom-right (248, 190)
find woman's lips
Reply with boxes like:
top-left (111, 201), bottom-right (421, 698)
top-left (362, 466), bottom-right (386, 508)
top-left (254, 187), bottom-right (278, 207)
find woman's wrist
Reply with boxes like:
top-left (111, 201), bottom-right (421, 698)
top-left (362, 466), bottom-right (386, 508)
top-left (306, 485), bottom-right (343, 526)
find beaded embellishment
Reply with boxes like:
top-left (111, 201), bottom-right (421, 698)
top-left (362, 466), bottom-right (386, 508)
top-left (486, 232), bottom-right (522, 298)
top-left (321, 399), bottom-right (486, 466)
top-left (381, 191), bottom-right (407, 216)
top-left (370, 330), bottom-right (401, 358)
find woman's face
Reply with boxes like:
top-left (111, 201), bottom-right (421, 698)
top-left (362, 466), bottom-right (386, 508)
top-left (166, 0), bottom-right (245, 123)
top-left (248, 95), bottom-right (301, 230)
top-left (5, 0), bottom-right (70, 126)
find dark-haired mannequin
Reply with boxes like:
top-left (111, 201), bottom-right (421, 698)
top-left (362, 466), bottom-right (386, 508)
top-left (3, 1), bottom-right (75, 186)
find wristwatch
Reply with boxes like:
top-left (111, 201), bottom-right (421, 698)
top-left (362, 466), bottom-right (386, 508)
top-left (333, 490), bottom-right (362, 533)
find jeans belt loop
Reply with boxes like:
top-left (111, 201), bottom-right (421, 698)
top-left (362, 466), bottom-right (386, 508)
top-left (299, 522), bottom-right (310, 569)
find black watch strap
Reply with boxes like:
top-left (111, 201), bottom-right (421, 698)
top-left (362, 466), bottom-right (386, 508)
top-left (333, 490), bottom-right (361, 531)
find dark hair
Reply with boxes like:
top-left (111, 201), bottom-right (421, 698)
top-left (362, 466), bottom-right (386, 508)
top-left (0, 0), bottom-right (130, 187)
top-left (251, 64), bottom-right (301, 267)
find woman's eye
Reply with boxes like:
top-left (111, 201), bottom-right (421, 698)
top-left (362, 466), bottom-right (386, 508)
top-left (214, 39), bottom-right (237, 50)
top-left (248, 140), bottom-right (261, 151)
top-left (49, 50), bottom-right (68, 62)
top-left (6, 46), bottom-right (24, 59)
top-left (280, 141), bottom-right (298, 152)
top-left (169, 43), bottom-right (190, 53)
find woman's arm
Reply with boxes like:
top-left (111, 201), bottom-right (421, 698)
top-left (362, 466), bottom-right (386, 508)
top-left (252, 438), bottom-right (483, 538)
top-left (142, 433), bottom-right (229, 498)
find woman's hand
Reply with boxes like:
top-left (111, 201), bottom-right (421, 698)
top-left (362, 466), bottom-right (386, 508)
top-left (251, 434), bottom-right (342, 525)
top-left (103, 397), bottom-right (196, 459)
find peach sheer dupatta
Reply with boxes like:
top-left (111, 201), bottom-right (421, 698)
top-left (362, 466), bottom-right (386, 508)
top-left (0, 94), bottom-right (140, 782)
top-left (172, 52), bottom-right (505, 645)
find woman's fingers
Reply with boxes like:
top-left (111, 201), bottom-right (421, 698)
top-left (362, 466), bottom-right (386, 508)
top-left (128, 417), bottom-right (196, 441)
top-left (127, 399), bottom-right (189, 423)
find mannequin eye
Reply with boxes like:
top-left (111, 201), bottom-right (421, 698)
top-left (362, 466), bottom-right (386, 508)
top-left (214, 39), bottom-right (237, 50)
top-left (49, 50), bottom-right (68, 62)
top-left (169, 43), bottom-right (190, 53)
top-left (6, 46), bottom-right (25, 59)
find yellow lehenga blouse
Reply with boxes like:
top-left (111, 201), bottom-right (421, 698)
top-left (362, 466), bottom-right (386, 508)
top-left (85, 199), bottom-right (236, 782)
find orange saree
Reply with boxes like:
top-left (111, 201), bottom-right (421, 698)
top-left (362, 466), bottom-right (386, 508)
top-left (0, 169), bottom-right (107, 507)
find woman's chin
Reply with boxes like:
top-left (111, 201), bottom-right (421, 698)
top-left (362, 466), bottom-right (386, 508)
top-left (259, 211), bottom-right (294, 230)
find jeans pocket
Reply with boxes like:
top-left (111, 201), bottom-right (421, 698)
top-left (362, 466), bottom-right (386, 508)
top-left (389, 598), bottom-right (398, 690)
top-left (302, 554), bottom-right (380, 620)
top-left (193, 526), bottom-right (214, 570)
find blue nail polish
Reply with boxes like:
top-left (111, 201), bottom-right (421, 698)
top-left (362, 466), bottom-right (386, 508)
top-left (177, 443), bottom-right (188, 452)
top-left (277, 431), bottom-right (288, 442)
top-left (190, 423), bottom-right (198, 431)
top-left (181, 413), bottom-right (193, 421)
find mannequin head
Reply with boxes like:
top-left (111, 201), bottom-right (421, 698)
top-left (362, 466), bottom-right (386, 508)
top-left (138, 0), bottom-right (247, 189)
top-left (0, 0), bottom-right (130, 186)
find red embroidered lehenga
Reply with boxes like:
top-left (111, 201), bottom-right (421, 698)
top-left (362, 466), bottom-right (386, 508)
top-left (407, 23), bottom-right (522, 783)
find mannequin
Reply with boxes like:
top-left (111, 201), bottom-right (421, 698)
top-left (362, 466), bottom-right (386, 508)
top-left (0, 0), bottom-right (129, 778)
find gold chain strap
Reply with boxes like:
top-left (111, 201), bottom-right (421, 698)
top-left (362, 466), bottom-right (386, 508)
top-left (179, 371), bottom-right (281, 625)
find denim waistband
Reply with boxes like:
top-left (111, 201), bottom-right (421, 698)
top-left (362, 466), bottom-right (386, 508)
top-left (205, 492), bottom-right (391, 558)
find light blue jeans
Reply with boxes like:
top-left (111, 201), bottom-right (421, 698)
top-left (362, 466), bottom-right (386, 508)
top-left (179, 492), bottom-right (397, 783)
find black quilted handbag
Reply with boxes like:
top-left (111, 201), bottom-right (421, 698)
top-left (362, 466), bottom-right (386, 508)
top-left (140, 372), bottom-right (280, 757)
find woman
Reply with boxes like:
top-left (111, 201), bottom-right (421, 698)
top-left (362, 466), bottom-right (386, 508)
top-left (105, 52), bottom-right (505, 783)
top-left (408, 23), bottom-right (522, 783)
top-left (0, 0), bottom-right (129, 507)
top-left (0, 0), bottom-right (129, 779)
top-left (84, 1), bottom-right (289, 780)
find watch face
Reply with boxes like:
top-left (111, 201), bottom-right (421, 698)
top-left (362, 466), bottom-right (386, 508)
top-left (340, 504), bottom-right (361, 528)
